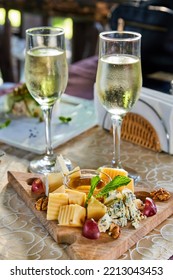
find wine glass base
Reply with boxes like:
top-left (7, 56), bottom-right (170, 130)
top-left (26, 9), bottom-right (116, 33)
top-left (28, 154), bottom-right (73, 174)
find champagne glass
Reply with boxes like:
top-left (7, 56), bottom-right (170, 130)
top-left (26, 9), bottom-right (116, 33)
top-left (95, 31), bottom-right (142, 182)
top-left (25, 27), bottom-right (70, 174)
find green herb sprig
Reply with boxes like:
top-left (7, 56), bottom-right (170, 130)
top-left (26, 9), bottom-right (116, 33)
top-left (85, 174), bottom-right (131, 207)
top-left (59, 116), bottom-right (72, 123)
top-left (0, 119), bottom-right (11, 129)
top-left (85, 175), bottom-right (100, 207)
top-left (96, 175), bottom-right (131, 198)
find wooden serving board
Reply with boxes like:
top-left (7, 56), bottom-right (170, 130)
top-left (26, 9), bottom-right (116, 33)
top-left (8, 171), bottom-right (173, 260)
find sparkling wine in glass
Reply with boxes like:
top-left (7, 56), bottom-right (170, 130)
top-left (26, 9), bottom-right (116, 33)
top-left (95, 31), bottom-right (142, 182)
top-left (25, 27), bottom-right (70, 174)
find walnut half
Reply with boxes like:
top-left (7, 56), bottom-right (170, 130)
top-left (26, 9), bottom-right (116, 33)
top-left (35, 196), bottom-right (48, 211)
top-left (108, 223), bottom-right (121, 239)
top-left (150, 188), bottom-right (171, 201)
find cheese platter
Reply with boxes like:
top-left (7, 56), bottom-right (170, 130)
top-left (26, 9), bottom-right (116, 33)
top-left (7, 170), bottom-right (173, 260)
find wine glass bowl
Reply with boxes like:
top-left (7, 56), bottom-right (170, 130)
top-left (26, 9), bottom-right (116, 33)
top-left (25, 27), bottom-right (69, 174)
top-left (95, 31), bottom-right (142, 181)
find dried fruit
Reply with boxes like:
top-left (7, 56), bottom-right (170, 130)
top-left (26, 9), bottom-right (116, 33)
top-left (143, 197), bottom-right (157, 217)
top-left (82, 219), bottom-right (100, 239)
top-left (31, 178), bottom-right (45, 195)
top-left (135, 191), bottom-right (151, 202)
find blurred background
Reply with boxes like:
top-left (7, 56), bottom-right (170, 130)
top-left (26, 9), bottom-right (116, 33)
top-left (0, 0), bottom-right (173, 94)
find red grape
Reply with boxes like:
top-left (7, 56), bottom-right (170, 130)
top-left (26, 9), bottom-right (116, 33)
top-left (31, 178), bottom-right (45, 195)
top-left (82, 219), bottom-right (100, 239)
top-left (143, 197), bottom-right (157, 217)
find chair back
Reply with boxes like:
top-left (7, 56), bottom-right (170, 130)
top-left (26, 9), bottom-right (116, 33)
top-left (0, 11), bottom-right (15, 82)
top-left (109, 0), bottom-right (173, 74)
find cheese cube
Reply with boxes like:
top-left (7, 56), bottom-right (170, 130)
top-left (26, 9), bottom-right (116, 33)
top-left (46, 193), bottom-right (68, 220)
top-left (65, 189), bottom-right (86, 206)
top-left (68, 166), bottom-right (81, 178)
top-left (57, 154), bottom-right (70, 176)
top-left (58, 204), bottom-right (86, 227)
top-left (44, 172), bottom-right (64, 193)
top-left (87, 196), bottom-right (107, 221)
top-left (52, 185), bottom-right (66, 193)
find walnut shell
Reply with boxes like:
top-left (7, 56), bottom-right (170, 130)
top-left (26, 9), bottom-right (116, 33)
top-left (35, 196), bottom-right (48, 211)
top-left (109, 223), bottom-right (121, 239)
top-left (150, 188), bottom-right (171, 201)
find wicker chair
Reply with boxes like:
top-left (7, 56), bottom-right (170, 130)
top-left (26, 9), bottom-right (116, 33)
top-left (121, 112), bottom-right (161, 152)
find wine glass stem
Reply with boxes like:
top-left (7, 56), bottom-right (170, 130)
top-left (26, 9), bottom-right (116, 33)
top-left (42, 106), bottom-right (54, 157)
top-left (111, 115), bottom-right (123, 169)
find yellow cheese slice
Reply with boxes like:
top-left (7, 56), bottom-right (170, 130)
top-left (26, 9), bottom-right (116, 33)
top-left (46, 193), bottom-right (69, 220)
top-left (100, 167), bottom-right (134, 193)
top-left (87, 196), bottom-right (107, 221)
top-left (65, 189), bottom-right (86, 206)
top-left (57, 154), bottom-right (69, 176)
top-left (44, 172), bottom-right (64, 193)
top-left (58, 204), bottom-right (86, 227)
top-left (100, 167), bottom-right (128, 180)
top-left (68, 166), bottom-right (81, 178)
top-left (52, 185), bottom-right (66, 193)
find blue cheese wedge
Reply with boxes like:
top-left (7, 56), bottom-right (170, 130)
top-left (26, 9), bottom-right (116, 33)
top-left (98, 213), bottom-right (112, 233)
top-left (98, 189), bottom-right (144, 232)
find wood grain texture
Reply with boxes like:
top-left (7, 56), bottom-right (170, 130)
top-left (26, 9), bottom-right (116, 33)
top-left (8, 170), bottom-right (173, 260)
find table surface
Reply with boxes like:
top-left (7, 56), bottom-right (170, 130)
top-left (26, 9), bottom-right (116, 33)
top-left (1, 125), bottom-right (173, 260)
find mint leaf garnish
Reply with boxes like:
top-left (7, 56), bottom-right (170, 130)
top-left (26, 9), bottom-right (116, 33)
top-left (0, 119), bottom-right (11, 129)
top-left (96, 175), bottom-right (131, 198)
top-left (85, 175), bottom-right (100, 207)
top-left (59, 116), bottom-right (72, 123)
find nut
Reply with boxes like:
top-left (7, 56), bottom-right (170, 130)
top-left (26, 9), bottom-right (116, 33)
top-left (134, 198), bottom-right (144, 211)
top-left (35, 196), bottom-right (48, 211)
top-left (150, 188), bottom-right (171, 201)
top-left (108, 223), bottom-right (121, 239)
top-left (41, 197), bottom-right (48, 211)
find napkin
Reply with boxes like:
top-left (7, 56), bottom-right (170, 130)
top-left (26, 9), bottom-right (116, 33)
top-left (94, 84), bottom-right (173, 154)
